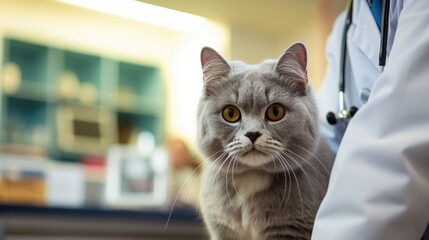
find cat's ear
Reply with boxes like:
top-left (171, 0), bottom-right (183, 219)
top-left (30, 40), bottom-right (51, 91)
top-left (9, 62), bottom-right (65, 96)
top-left (200, 47), bottom-right (231, 90)
top-left (275, 42), bottom-right (308, 94)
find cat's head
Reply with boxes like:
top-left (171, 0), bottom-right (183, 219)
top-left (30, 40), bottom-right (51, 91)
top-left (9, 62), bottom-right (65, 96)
top-left (197, 43), bottom-right (319, 173)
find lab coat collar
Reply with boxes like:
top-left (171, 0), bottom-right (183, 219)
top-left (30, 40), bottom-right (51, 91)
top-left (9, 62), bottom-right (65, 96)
top-left (351, 0), bottom-right (381, 68)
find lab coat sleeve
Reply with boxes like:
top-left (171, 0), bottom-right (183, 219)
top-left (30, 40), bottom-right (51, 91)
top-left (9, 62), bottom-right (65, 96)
top-left (312, 0), bottom-right (429, 239)
top-left (316, 12), bottom-right (347, 154)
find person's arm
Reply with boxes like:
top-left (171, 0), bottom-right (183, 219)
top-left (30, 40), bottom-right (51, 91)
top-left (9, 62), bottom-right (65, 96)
top-left (312, 0), bottom-right (429, 239)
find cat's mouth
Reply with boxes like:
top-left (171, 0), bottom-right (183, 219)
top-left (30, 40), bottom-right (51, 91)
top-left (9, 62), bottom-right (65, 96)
top-left (236, 145), bottom-right (273, 167)
top-left (241, 146), bottom-right (266, 156)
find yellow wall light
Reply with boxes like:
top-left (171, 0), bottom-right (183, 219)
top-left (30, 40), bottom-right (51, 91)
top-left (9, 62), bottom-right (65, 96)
top-left (57, 0), bottom-right (215, 33)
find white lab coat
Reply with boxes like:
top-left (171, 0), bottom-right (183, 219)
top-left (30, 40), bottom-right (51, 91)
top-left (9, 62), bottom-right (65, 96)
top-left (312, 0), bottom-right (429, 239)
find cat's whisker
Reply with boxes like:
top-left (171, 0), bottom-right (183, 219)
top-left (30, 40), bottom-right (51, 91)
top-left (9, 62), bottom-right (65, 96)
top-left (225, 139), bottom-right (240, 147)
top-left (166, 149), bottom-right (226, 231)
top-left (282, 148), bottom-right (324, 191)
top-left (231, 156), bottom-right (244, 202)
top-left (276, 152), bottom-right (304, 219)
top-left (275, 153), bottom-right (294, 212)
top-left (226, 143), bottom-right (244, 155)
top-left (293, 144), bottom-right (330, 174)
top-left (193, 160), bottom-right (221, 212)
top-left (198, 150), bottom-right (227, 180)
top-left (284, 167), bottom-right (293, 212)
top-left (187, 156), bottom-right (224, 207)
top-left (273, 153), bottom-right (292, 210)
top-left (186, 149), bottom-right (226, 201)
top-left (201, 153), bottom-right (228, 196)
top-left (203, 148), bottom-right (227, 162)
top-left (209, 151), bottom-right (229, 180)
top-left (225, 155), bottom-right (235, 206)
top-left (224, 139), bottom-right (242, 150)
top-left (281, 149), bottom-right (315, 195)
top-left (163, 158), bottom-right (208, 233)
top-left (266, 139), bottom-right (283, 148)
top-left (187, 163), bottom-right (206, 209)
top-left (197, 149), bottom-right (228, 195)
top-left (207, 151), bottom-right (231, 208)
top-left (264, 141), bottom-right (284, 153)
top-left (272, 153), bottom-right (278, 171)
top-left (289, 154), bottom-right (324, 182)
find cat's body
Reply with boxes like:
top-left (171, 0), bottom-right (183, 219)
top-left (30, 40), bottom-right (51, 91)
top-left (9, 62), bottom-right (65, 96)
top-left (197, 43), bottom-right (334, 240)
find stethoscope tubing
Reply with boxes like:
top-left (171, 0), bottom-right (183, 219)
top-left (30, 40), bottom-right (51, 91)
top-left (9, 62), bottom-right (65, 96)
top-left (379, 0), bottom-right (390, 67)
top-left (327, 0), bottom-right (390, 126)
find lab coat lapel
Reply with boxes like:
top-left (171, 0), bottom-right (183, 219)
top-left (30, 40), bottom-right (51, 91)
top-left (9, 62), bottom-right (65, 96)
top-left (351, 0), bottom-right (381, 68)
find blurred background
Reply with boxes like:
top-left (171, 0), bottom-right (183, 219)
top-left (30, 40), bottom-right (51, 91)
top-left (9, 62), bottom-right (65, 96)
top-left (0, 0), bottom-right (343, 239)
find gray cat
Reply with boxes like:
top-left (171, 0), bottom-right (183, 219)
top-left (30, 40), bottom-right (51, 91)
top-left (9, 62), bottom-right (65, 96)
top-left (196, 43), bottom-right (334, 240)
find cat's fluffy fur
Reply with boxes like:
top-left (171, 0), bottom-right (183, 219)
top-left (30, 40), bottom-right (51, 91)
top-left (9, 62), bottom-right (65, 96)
top-left (197, 43), bottom-right (334, 240)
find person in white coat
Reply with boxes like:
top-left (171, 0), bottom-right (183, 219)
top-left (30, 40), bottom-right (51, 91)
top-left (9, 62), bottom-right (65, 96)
top-left (312, 0), bottom-right (429, 239)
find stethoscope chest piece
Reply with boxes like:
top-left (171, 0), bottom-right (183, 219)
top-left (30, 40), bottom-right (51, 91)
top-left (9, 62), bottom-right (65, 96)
top-left (326, 106), bottom-right (358, 125)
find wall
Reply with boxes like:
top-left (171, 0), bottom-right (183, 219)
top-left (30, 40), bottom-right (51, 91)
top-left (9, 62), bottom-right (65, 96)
top-left (230, 25), bottom-right (326, 90)
top-left (229, 3), bottom-right (342, 92)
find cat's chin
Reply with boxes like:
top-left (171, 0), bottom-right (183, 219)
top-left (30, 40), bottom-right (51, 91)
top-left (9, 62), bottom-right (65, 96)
top-left (237, 150), bottom-right (272, 167)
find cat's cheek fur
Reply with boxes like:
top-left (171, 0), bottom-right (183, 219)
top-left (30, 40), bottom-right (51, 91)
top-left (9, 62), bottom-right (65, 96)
top-left (214, 121), bottom-right (238, 146)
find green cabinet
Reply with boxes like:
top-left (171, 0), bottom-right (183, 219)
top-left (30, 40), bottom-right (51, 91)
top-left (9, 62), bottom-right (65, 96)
top-left (1, 38), bottom-right (165, 161)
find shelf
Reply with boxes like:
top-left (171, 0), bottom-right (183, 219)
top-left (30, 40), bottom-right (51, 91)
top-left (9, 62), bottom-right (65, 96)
top-left (1, 37), bottom-right (165, 162)
top-left (4, 39), bottom-right (48, 83)
top-left (3, 39), bottom-right (49, 98)
top-left (1, 96), bottom-right (49, 147)
top-left (62, 51), bottom-right (101, 105)
top-left (117, 111), bottom-right (160, 144)
top-left (3, 84), bottom-right (52, 102)
top-left (117, 62), bottom-right (164, 113)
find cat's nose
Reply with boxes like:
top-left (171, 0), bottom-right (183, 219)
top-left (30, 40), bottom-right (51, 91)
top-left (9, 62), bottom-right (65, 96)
top-left (245, 131), bottom-right (262, 143)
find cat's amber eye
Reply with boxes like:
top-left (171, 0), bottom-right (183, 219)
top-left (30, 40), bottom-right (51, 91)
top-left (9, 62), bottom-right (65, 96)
top-left (266, 103), bottom-right (286, 122)
top-left (222, 105), bottom-right (241, 123)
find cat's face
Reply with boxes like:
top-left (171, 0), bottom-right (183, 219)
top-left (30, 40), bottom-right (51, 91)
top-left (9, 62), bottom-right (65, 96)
top-left (197, 43), bottom-right (318, 173)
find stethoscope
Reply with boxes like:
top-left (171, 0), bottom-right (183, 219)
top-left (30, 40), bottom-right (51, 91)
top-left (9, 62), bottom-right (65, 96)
top-left (326, 0), bottom-right (390, 126)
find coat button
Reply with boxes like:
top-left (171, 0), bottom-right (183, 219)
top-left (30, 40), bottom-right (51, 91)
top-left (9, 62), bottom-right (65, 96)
top-left (360, 88), bottom-right (371, 104)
